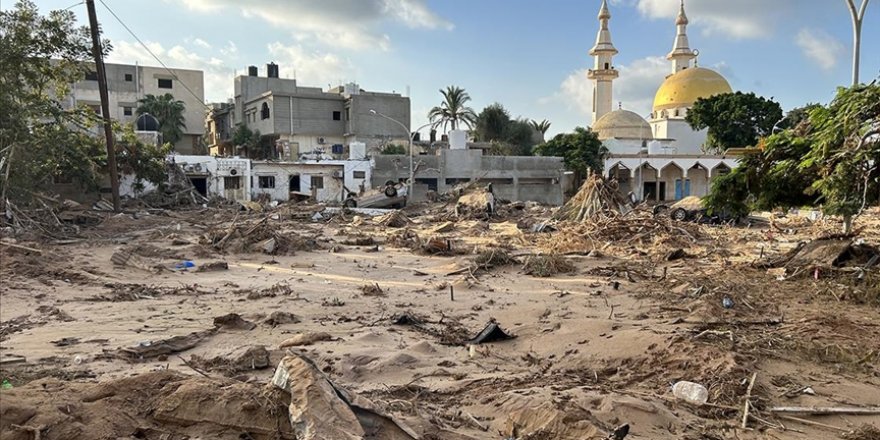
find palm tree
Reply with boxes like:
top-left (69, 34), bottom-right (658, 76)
top-left (428, 86), bottom-right (477, 132)
top-left (530, 119), bottom-right (552, 136)
top-left (136, 93), bottom-right (187, 145)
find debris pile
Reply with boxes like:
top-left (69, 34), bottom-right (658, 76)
top-left (554, 173), bottom-right (631, 222)
top-left (203, 216), bottom-right (318, 255)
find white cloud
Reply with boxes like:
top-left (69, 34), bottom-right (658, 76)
top-left (267, 42), bottom-right (357, 87)
top-left (634, 0), bottom-right (793, 39)
top-left (176, 0), bottom-right (452, 51)
top-left (795, 28), bottom-right (844, 71)
top-left (544, 56), bottom-right (670, 125)
top-left (192, 38), bottom-right (212, 49)
top-left (106, 40), bottom-right (234, 103)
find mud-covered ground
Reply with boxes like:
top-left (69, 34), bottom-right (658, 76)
top-left (1, 203), bottom-right (878, 439)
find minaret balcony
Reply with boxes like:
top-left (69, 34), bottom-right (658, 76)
top-left (587, 69), bottom-right (620, 80)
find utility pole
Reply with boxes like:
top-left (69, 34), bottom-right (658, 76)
top-left (844, 0), bottom-right (871, 86)
top-left (86, 0), bottom-right (121, 212)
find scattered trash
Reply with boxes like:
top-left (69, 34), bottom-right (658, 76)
top-left (261, 311), bottom-right (300, 327)
top-left (1, 379), bottom-right (12, 389)
top-left (116, 328), bottom-right (218, 362)
top-left (722, 296), bottom-right (735, 309)
top-left (672, 381), bottom-right (709, 405)
top-left (391, 312), bottom-right (423, 326)
top-left (361, 283), bottom-right (385, 297)
top-left (607, 423), bottom-right (630, 440)
top-left (51, 337), bottom-right (81, 346)
top-left (173, 260), bottom-right (196, 270)
top-left (466, 320), bottom-right (516, 345)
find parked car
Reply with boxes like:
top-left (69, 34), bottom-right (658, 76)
top-left (655, 196), bottom-right (742, 224)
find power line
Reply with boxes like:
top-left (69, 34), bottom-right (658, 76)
top-left (96, 0), bottom-right (210, 110)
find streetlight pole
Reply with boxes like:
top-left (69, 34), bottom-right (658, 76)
top-left (369, 109), bottom-right (430, 204)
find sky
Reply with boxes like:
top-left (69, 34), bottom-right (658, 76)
top-left (10, 0), bottom-right (880, 138)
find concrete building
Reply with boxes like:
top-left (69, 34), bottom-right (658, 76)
top-left (171, 155), bottom-right (252, 202)
top-left (227, 63), bottom-right (410, 159)
top-left (206, 102), bottom-right (236, 156)
top-left (373, 149), bottom-right (567, 206)
top-left (588, 0), bottom-right (740, 202)
top-left (67, 62), bottom-right (206, 154)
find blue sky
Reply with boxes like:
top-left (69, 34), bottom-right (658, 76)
top-left (12, 0), bottom-right (880, 137)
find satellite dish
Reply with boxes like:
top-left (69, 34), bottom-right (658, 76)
top-left (135, 113), bottom-right (160, 131)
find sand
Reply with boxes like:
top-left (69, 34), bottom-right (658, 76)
top-left (1, 204), bottom-right (878, 439)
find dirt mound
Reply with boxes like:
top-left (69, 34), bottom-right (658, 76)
top-left (0, 371), bottom-right (295, 440)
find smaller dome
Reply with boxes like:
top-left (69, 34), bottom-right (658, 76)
top-left (592, 110), bottom-right (652, 140)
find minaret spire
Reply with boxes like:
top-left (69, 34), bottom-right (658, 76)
top-left (588, 0), bottom-right (619, 123)
top-left (667, 0), bottom-right (696, 75)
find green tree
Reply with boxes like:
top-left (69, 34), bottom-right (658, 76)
top-left (704, 82), bottom-right (880, 232)
top-left (802, 82), bottom-right (880, 232)
top-left (428, 86), bottom-right (477, 132)
top-left (502, 119), bottom-right (538, 156)
top-left (380, 144), bottom-right (407, 155)
top-left (0, 1), bottom-right (103, 201)
top-left (136, 93), bottom-right (187, 146)
top-left (530, 119), bottom-right (551, 137)
top-left (474, 103), bottom-right (511, 142)
top-left (231, 124), bottom-right (260, 157)
top-left (686, 92), bottom-right (783, 153)
top-left (114, 123), bottom-right (172, 193)
top-left (534, 127), bottom-right (607, 180)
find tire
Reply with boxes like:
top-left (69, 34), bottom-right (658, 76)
top-left (671, 208), bottom-right (688, 222)
top-left (384, 186), bottom-right (398, 197)
top-left (343, 198), bottom-right (357, 208)
top-left (653, 205), bottom-right (669, 216)
top-left (384, 180), bottom-right (396, 187)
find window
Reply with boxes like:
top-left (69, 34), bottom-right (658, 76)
top-left (353, 171), bottom-right (366, 179)
top-left (345, 108), bottom-right (350, 121)
top-left (123, 106), bottom-right (132, 116)
top-left (331, 144), bottom-right (344, 154)
top-left (311, 176), bottom-right (324, 189)
top-left (332, 111), bottom-right (341, 121)
top-left (85, 71), bottom-right (98, 81)
top-left (260, 102), bottom-right (270, 120)
top-left (89, 104), bottom-right (101, 115)
top-left (124, 73), bottom-right (133, 82)
top-left (157, 78), bottom-right (173, 89)
top-left (258, 176), bottom-right (275, 189)
top-left (604, 62), bottom-right (609, 69)
top-left (224, 176), bottom-right (241, 189)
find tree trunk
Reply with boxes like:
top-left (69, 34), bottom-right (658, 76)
top-left (843, 214), bottom-right (854, 234)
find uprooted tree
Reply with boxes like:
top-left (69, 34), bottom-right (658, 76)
top-left (0, 1), bottom-right (169, 203)
top-left (705, 81), bottom-right (880, 233)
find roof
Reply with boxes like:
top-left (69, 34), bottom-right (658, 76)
top-left (592, 110), bottom-right (653, 140)
top-left (653, 67), bottom-right (732, 112)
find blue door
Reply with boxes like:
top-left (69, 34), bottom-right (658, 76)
top-left (684, 179), bottom-right (691, 197)
top-left (675, 179), bottom-right (683, 200)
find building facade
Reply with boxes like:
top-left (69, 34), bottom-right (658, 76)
top-left (67, 62), bottom-right (206, 154)
top-left (210, 63), bottom-right (410, 159)
top-left (373, 149), bottom-right (568, 206)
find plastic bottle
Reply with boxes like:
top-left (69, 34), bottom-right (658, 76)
top-left (672, 381), bottom-right (708, 405)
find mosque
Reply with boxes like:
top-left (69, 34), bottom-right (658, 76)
top-left (589, 0), bottom-right (740, 202)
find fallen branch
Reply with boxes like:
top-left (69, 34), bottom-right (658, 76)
top-left (769, 406), bottom-right (880, 415)
top-left (776, 415), bottom-right (848, 432)
top-left (0, 241), bottom-right (42, 254)
top-left (741, 372), bottom-right (757, 429)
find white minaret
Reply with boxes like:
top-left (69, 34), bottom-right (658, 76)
top-left (667, 0), bottom-right (696, 75)
top-left (588, 0), bottom-right (618, 124)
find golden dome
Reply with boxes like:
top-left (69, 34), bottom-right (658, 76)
top-left (652, 67), bottom-right (732, 112)
top-left (592, 109), bottom-right (653, 140)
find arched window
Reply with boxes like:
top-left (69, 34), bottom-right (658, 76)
top-left (260, 102), bottom-right (270, 120)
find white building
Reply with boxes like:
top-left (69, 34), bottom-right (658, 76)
top-left (589, 0), bottom-right (739, 202)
